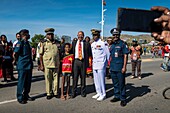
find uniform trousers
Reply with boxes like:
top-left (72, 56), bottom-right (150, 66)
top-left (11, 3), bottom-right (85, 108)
top-left (17, 69), bottom-right (32, 101)
top-left (93, 69), bottom-right (106, 97)
top-left (110, 71), bottom-right (126, 101)
top-left (44, 68), bottom-right (59, 96)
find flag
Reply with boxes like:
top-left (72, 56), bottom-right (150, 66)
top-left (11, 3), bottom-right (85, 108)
top-left (103, 0), bottom-right (106, 6)
top-left (62, 54), bottom-right (74, 73)
top-left (86, 56), bottom-right (92, 74)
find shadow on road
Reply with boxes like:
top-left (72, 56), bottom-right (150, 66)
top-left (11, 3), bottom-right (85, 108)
top-left (126, 72), bottom-right (132, 77)
top-left (125, 72), bottom-right (154, 79)
top-left (141, 72), bottom-right (154, 79)
top-left (104, 83), bottom-right (151, 102)
top-left (0, 75), bottom-right (45, 88)
top-left (74, 83), bottom-right (113, 97)
top-left (32, 93), bottom-right (46, 100)
top-left (126, 83), bottom-right (151, 103)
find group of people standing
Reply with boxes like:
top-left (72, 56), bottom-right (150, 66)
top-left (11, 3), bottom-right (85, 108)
top-left (10, 27), bottom-right (129, 107)
top-left (0, 27), bottom-right (162, 107)
top-left (0, 34), bottom-right (17, 82)
top-left (35, 27), bottom-right (129, 107)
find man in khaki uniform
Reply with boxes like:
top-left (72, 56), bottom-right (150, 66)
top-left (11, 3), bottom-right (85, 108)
top-left (39, 28), bottom-right (60, 100)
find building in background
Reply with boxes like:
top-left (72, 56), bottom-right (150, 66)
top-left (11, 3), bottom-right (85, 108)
top-left (61, 35), bottom-right (71, 43)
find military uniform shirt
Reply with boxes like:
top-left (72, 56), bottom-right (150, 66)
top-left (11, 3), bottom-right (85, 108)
top-left (14, 40), bottom-right (33, 70)
top-left (39, 39), bottom-right (59, 69)
top-left (91, 39), bottom-right (110, 70)
top-left (110, 39), bottom-right (129, 71)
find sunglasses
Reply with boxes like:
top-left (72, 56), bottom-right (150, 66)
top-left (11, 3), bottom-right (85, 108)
top-left (112, 35), bottom-right (119, 37)
top-left (93, 34), bottom-right (98, 36)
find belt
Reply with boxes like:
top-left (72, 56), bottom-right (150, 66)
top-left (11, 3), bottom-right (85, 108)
top-left (75, 58), bottom-right (84, 61)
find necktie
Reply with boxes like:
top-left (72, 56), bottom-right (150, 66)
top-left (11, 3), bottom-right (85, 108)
top-left (78, 41), bottom-right (82, 60)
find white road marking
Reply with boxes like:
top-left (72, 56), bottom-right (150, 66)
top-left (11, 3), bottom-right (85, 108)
top-left (0, 99), bottom-right (17, 105)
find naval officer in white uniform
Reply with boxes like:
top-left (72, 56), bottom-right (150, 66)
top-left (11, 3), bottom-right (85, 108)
top-left (91, 29), bottom-right (110, 101)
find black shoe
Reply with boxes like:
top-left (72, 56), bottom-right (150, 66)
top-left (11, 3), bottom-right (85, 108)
top-left (106, 77), bottom-right (111, 79)
top-left (1, 80), bottom-right (8, 83)
top-left (71, 93), bottom-right (76, 99)
top-left (11, 77), bottom-right (17, 81)
top-left (120, 100), bottom-right (127, 107)
top-left (46, 95), bottom-right (53, 100)
top-left (81, 93), bottom-right (86, 97)
top-left (26, 96), bottom-right (35, 101)
top-left (110, 98), bottom-right (120, 103)
top-left (54, 95), bottom-right (60, 98)
top-left (18, 100), bottom-right (27, 104)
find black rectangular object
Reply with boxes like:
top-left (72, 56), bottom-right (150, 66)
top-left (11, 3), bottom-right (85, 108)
top-left (117, 8), bottom-right (163, 32)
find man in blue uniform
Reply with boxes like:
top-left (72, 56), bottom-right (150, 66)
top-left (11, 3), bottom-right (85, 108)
top-left (13, 29), bottom-right (34, 104)
top-left (91, 29), bottom-right (110, 101)
top-left (109, 28), bottom-right (129, 107)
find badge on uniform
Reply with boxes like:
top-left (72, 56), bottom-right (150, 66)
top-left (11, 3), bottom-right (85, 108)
top-left (96, 45), bottom-right (101, 49)
top-left (115, 51), bottom-right (118, 57)
top-left (115, 52), bottom-right (118, 57)
top-left (115, 46), bottom-right (120, 48)
top-left (16, 44), bottom-right (20, 47)
top-left (96, 45), bottom-right (101, 48)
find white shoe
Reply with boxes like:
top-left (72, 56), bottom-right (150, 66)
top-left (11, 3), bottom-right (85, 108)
top-left (97, 96), bottom-right (106, 101)
top-left (131, 76), bottom-right (135, 79)
top-left (138, 77), bottom-right (142, 80)
top-left (92, 94), bottom-right (100, 99)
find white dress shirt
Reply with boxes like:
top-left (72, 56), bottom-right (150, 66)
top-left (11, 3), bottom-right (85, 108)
top-left (75, 40), bottom-right (84, 59)
top-left (13, 40), bottom-right (18, 48)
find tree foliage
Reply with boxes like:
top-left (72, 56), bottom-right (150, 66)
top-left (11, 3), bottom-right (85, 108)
top-left (30, 34), bottom-right (61, 48)
top-left (30, 34), bottom-right (45, 48)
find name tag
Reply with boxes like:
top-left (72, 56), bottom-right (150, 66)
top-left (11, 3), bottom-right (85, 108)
top-left (115, 46), bottom-right (120, 48)
top-left (3, 56), bottom-right (11, 59)
top-left (115, 52), bottom-right (118, 57)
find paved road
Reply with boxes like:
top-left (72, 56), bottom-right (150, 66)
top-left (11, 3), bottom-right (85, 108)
top-left (0, 57), bottom-right (170, 113)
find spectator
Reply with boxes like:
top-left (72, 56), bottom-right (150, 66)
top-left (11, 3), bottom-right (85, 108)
top-left (85, 36), bottom-right (93, 79)
top-left (0, 35), bottom-right (16, 82)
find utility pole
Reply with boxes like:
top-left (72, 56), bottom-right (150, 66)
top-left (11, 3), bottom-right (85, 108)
top-left (101, 0), bottom-right (106, 40)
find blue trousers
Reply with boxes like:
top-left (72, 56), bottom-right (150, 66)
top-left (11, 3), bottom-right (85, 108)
top-left (17, 69), bottom-right (32, 101)
top-left (110, 71), bottom-right (126, 100)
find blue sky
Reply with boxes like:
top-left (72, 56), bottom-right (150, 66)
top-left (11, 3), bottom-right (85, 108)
top-left (0, 0), bottom-right (170, 41)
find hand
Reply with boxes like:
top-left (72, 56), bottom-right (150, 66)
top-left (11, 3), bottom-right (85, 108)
top-left (40, 65), bottom-right (44, 72)
top-left (151, 6), bottom-right (170, 44)
top-left (121, 67), bottom-right (126, 74)
top-left (12, 60), bottom-right (16, 65)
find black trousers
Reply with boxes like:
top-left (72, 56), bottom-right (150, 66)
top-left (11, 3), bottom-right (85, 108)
top-left (72, 59), bottom-right (86, 95)
top-left (2, 59), bottom-right (14, 80)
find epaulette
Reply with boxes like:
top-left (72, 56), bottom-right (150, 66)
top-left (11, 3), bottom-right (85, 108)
top-left (41, 39), bottom-right (47, 43)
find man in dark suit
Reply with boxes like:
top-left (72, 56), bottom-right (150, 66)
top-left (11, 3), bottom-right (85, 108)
top-left (71, 31), bottom-right (92, 98)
